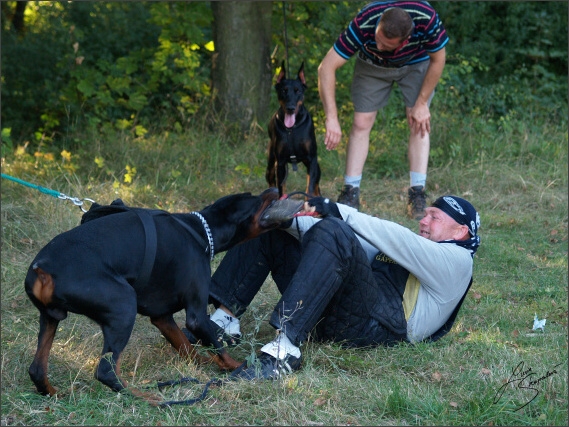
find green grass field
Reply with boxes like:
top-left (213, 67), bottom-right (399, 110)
top-left (1, 110), bottom-right (567, 425)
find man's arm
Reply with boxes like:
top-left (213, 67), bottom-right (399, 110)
top-left (407, 47), bottom-right (446, 137)
top-left (318, 48), bottom-right (348, 151)
top-left (337, 204), bottom-right (472, 296)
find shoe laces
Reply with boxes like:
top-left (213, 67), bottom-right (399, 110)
top-left (409, 187), bottom-right (426, 207)
top-left (255, 353), bottom-right (297, 378)
top-left (340, 185), bottom-right (359, 201)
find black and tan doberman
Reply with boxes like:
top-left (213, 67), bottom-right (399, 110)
top-left (24, 188), bottom-right (300, 404)
top-left (267, 61), bottom-right (321, 197)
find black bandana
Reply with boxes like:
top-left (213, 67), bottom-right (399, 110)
top-left (431, 195), bottom-right (481, 257)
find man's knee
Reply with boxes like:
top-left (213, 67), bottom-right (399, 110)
top-left (352, 112), bottom-right (377, 133)
top-left (303, 218), bottom-right (358, 251)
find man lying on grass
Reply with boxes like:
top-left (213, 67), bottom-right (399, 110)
top-left (185, 194), bottom-right (481, 380)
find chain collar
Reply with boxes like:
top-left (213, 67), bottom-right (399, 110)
top-left (190, 212), bottom-right (214, 261)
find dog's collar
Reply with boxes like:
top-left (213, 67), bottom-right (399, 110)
top-left (190, 212), bottom-right (214, 261)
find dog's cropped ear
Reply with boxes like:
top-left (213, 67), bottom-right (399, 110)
top-left (297, 61), bottom-right (306, 87)
top-left (222, 194), bottom-right (262, 224)
top-left (276, 60), bottom-right (287, 84)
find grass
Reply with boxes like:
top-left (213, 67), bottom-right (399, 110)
top-left (1, 106), bottom-right (567, 425)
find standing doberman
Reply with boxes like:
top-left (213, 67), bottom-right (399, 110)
top-left (266, 61), bottom-right (321, 197)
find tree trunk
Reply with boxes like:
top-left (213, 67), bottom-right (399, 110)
top-left (2, 1), bottom-right (27, 34)
top-left (211, 1), bottom-right (272, 132)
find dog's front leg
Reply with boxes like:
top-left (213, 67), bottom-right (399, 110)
top-left (266, 140), bottom-right (278, 188)
top-left (276, 162), bottom-right (288, 197)
top-left (151, 315), bottom-right (210, 365)
top-left (184, 312), bottom-right (242, 371)
top-left (307, 157), bottom-right (321, 196)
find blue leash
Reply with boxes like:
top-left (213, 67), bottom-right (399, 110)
top-left (1, 173), bottom-right (95, 212)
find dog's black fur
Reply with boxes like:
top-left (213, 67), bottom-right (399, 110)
top-left (266, 61), bottom-right (321, 197)
top-left (24, 189), bottom-right (281, 404)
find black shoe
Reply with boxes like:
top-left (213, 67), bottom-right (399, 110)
top-left (229, 352), bottom-right (302, 381)
top-left (181, 319), bottom-right (241, 348)
top-left (407, 185), bottom-right (427, 220)
top-left (337, 184), bottom-right (360, 210)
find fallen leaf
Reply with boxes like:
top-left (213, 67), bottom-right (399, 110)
top-left (481, 368), bottom-right (491, 375)
top-left (313, 397), bottom-right (327, 406)
top-left (450, 401), bottom-right (458, 408)
top-left (512, 330), bottom-right (519, 337)
top-left (432, 371), bottom-right (442, 381)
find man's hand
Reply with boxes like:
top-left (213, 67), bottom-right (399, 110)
top-left (318, 49), bottom-right (348, 151)
top-left (324, 117), bottom-right (342, 150)
top-left (407, 102), bottom-right (431, 138)
top-left (306, 197), bottom-right (342, 219)
top-left (407, 47), bottom-right (445, 138)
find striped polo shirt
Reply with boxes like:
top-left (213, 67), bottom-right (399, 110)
top-left (333, 1), bottom-right (449, 67)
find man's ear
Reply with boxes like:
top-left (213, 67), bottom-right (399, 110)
top-left (454, 224), bottom-right (470, 241)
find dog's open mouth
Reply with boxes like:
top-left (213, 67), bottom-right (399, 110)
top-left (259, 198), bottom-right (304, 227)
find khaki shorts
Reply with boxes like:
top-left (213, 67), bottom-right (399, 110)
top-left (351, 57), bottom-right (434, 112)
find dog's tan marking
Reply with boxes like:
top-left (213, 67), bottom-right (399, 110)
top-left (32, 267), bottom-right (55, 306)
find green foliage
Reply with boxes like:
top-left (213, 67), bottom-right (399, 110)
top-left (1, 1), bottom-right (214, 145)
top-left (269, 1), bottom-right (362, 106)
top-left (1, 0), bottom-right (567, 157)
top-left (435, 1), bottom-right (568, 81)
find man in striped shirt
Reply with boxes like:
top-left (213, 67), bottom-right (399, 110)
top-left (318, 1), bottom-right (449, 219)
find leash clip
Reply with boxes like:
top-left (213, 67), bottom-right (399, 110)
top-left (58, 194), bottom-right (96, 213)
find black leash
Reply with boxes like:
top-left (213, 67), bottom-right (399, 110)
top-left (282, 1), bottom-right (290, 78)
top-left (148, 375), bottom-right (238, 407)
top-left (155, 376), bottom-right (225, 407)
top-left (284, 190), bottom-right (312, 200)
